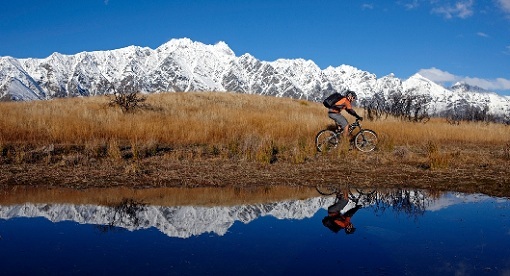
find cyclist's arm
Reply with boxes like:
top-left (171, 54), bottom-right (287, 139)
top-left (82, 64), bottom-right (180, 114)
top-left (346, 108), bottom-right (362, 120)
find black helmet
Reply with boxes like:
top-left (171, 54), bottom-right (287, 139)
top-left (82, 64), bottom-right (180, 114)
top-left (345, 224), bottom-right (356, 235)
top-left (345, 91), bottom-right (357, 99)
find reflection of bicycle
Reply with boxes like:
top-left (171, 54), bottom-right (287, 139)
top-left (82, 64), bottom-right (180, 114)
top-left (315, 119), bottom-right (378, 152)
top-left (316, 184), bottom-right (376, 205)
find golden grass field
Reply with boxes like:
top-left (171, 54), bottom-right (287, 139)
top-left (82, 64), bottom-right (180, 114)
top-left (1, 92), bottom-right (509, 202)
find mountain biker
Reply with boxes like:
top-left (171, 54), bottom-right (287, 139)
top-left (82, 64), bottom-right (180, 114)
top-left (322, 190), bottom-right (361, 234)
top-left (328, 91), bottom-right (363, 138)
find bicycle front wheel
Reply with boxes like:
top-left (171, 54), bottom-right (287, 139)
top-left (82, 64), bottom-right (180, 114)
top-left (353, 129), bottom-right (378, 152)
top-left (315, 129), bottom-right (339, 152)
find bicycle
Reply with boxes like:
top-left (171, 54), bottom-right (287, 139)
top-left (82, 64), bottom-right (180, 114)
top-left (316, 184), bottom-right (376, 206)
top-left (315, 119), bottom-right (378, 152)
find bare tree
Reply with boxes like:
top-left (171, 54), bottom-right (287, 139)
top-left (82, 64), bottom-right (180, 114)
top-left (362, 89), bottom-right (431, 123)
top-left (106, 84), bottom-right (147, 113)
top-left (361, 92), bottom-right (386, 121)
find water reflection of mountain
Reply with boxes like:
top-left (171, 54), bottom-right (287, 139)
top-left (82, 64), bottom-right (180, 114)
top-left (0, 190), bottom-right (494, 238)
top-left (0, 197), bottom-right (334, 238)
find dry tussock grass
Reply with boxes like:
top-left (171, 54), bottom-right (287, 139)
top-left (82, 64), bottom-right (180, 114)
top-left (2, 92), bottom-right (508, 147)
top-left (1, 92), bottom-right (509, 165)
top-left (0, 92), bottom-right (329, 163)
top-left (374, 116), bottom-right (509, 148)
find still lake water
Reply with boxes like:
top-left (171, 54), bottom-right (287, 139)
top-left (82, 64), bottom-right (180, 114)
top-left (1, 188), bottom-right (509, 275)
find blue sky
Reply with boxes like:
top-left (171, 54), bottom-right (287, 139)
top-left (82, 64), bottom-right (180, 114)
top-left (1, 0), bottom-right (510, 95)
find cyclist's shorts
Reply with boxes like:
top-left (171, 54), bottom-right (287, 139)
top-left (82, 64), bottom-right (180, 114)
top-left (328, 112), bottom-right (348, 128)
top-left (328, 199), bottom-right (357, 215)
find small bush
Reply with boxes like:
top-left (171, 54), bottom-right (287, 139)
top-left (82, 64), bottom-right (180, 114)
top-left (256, 140), bottom-right (279, 164)
top-left (108, 92), bottom-right (147, 113)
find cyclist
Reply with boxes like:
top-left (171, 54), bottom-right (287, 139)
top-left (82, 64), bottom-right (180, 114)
top-left (328, 91), bottom-right (363, 138)
top-left (322, 190), bottom-right (361, 234)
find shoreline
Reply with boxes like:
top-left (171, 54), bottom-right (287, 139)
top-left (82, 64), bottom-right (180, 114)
top-left (2, 145), bottom-right (509, 198)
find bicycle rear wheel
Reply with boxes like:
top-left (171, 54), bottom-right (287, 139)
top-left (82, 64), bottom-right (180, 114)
top-left (353, 129), bottom-right (378, 152)
top-left (315, 129), bottom-right (339, 152)
top-left (316, 184), bottom-right (339, 196)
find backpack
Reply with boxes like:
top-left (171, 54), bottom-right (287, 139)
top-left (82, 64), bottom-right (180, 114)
top-left (322, 216), bottom-right (341, 233)
top-left (322, 92), bottom-right (344, 108)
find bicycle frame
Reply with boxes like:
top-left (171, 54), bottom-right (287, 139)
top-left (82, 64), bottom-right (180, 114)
top-left (344, 120), bottom-right (362, 136)
top-left (315, 119), bottom-right (378, 152)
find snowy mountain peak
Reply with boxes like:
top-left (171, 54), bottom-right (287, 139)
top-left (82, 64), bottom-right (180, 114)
top-left (213, 41), bottom-right (235, 56)
top-left (157, 38), bottom-right (235, 57)
top-left (450, 82), bottom-right (487, 94)
top-left (408, 73), bottom-right (428, 81)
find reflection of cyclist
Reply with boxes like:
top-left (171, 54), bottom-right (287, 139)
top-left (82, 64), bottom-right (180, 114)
top-left (322, 191), bottom-right (361, 234)
top-left (328, 91), bottom-right (363, 138)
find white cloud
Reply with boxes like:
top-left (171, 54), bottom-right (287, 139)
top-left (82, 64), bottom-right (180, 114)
top-left (497, 0), bottom-right (510, 14)
top-left (476, 32), bottom-right (489, 37)
top-left (463, 77), bottom-right (510, 90)
top-left (504, 45), bottom-right (510, 55)
top-left (431, 0), bottom-right (474, 19)
top-left (402, 0), bottom-right (509, 20)
top-left (418, 67), bottom-right (510, 91)
top-left (399, 0), bottom-right (420, 10)
top-left (418, 67), bottom-right (457, 82)
top-left (362, 3), bottom-right (374, 10)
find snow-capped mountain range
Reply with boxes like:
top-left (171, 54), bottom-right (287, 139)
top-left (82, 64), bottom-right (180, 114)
top-left (1, 38), bottom-right (509, 120)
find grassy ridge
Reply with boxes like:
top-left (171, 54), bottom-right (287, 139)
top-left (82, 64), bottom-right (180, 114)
top-left (1, 92), bottom-right (509, 165)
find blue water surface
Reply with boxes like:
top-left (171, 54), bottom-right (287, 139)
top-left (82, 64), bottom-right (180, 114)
top-left (0, 191), bottom-right (509, 275)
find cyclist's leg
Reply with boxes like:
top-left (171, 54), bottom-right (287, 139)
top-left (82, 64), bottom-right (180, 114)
top-left (327, 198), bottom-right (349, 214)
top-left (328, 112), bottom-right (348, 134)
top-left (326, 112), bottom-right (339, 131)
